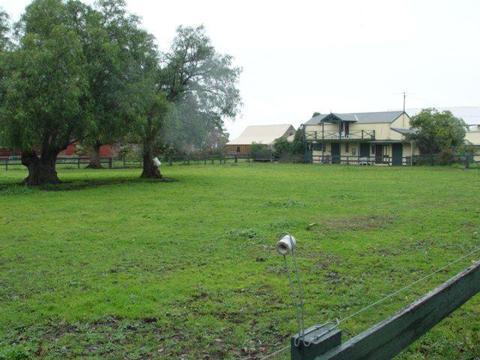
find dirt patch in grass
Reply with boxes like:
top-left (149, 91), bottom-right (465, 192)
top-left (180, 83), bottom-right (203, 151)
top-left (309, 215), bottom-right (395, 233)
top-left (1, 316), bottom-right (250, 359)
top-left (0, 177), bottom-right (178, 193)
top-left (263, 199), bottom-right (306, 208)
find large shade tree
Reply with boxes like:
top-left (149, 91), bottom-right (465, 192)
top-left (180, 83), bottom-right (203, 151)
top-left (137, 25), bottom-right (241, 179)
top-left (80, 0), bottom-right (146, 168)
top-left (0, 0), bottom-right (90, 185)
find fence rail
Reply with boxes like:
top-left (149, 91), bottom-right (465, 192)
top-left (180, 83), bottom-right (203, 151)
top-left (0, 154), bottom-right (253, 171)
top-left (311, 154), bottom-right (416, 166)
top-left (1, 153), bottom-right (478, 171)
top-left (311, 154), bottom-right (479, 167)
top-left (295, 260), bottom-right (480, 360)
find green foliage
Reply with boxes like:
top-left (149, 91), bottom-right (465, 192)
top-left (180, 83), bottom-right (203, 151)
top-left (409, 108), bottom-right (467, 158)
top-left (55, 0), bottom-right (161, 156)
top-left (291, 127), bottom-right (305, 155)
top-left (0, 9), bottom-right (10, 51)
top-left (0, 344), bottom-right (31, 360)
top-left (0, 2), bottom-right (242, 181)
top-left (272, 128), bottom-right (304, 162)
top-left (1, 0), bottom-right (89, 152)
top-left (250, 143), bottom-right (272, 160)
top-left (159, 25), bottom-right (241, 154)
top-left (273, 137), bottom-right (291, 158)
top-left (0, 165), bottom-right (479, 358)
top-left (135, 92), bottom-right (170, 152)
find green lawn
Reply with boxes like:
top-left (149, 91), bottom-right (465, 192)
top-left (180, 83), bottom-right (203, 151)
top-left (0, 164), bottom-right (479, 359)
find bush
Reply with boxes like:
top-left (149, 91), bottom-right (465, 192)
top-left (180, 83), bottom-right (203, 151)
top-left (250, 143), bottom-right (272, 161)
top-left (272, 128), bottom-right (305, 163)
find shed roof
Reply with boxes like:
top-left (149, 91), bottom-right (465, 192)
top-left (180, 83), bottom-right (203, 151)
top-left (228, 124), bottom-right (295, 145)
top-left (305, 111), bottom-right (405, 125)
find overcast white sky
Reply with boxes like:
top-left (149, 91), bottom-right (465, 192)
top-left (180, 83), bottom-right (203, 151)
top-left (2, 0), bottom-right (480, 137)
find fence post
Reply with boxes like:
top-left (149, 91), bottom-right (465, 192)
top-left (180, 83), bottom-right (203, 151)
top-left (109, 157), bottom-right (112, 169)
top-left (306, 261), bottom-right (480, 360)
top-left (77, 157), bottom-right (80, 169)
top-left (5, 158), bottom-right (8, 171)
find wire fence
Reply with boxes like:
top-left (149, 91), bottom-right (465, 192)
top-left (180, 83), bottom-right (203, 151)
top-left (259, 243), bottom-right (480, 359)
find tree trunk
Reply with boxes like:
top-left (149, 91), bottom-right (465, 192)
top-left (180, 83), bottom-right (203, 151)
top-left (141, 148), bottom-right (162, 179)
top-left (21, 150), bottom-right (60, 186)
top-left (86, 142), bottom-right (103, 169)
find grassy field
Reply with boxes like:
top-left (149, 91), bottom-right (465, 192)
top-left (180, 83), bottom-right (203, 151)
top-left (0, 164), bottom-right (479, 359)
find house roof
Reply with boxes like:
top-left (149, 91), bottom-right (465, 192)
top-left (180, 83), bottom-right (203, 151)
top-left (227, 124), bottom-right (295, 145)
top-left (305, 111), bottom-right (405, 125)
top-left (391, 127), bottom-right (417, 135)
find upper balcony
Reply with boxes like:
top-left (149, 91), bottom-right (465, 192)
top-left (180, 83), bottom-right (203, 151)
top-left (305, 129), bottom-right (375, 142)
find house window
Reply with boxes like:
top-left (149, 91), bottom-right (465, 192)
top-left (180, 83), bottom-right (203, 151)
top-left (371, 144), bottom-right (375, 154)
top-left (352, 146), bottom-right (357, 156)
top-left (345, 143), bottom-right (349, 153)
top-left (313, 143), bottom-right (323, 151)
top-left (236, 146), bottom-right (240, 153)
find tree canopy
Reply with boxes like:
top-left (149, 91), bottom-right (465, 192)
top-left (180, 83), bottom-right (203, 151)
top-left (1, 0), bottom-right (90, 184)
top-left (136, 25), bottom-right (241, 178)
top-left (409, 108), bottom-right (467, 156)
top-left (0, 1), bottom-right (241, 184)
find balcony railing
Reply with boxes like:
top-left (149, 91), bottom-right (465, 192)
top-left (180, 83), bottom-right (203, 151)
top-left (305, 130), bottom-right (375, 141)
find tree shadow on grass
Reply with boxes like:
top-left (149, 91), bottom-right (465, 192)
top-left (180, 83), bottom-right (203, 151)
top-left (0, 177), bottom-right (177, 194)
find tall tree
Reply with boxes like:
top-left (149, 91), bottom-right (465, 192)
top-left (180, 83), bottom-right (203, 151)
top-left (409, 108), bottom-right (467, 156)
top-left (0, 0), bottom-right (89, 185)
top-left (73, 0), bottom-right (143, 168)
top-left (137, 25), bottom-right (241, 179)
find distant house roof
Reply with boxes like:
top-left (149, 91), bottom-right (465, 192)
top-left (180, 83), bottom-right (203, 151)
top-left (305, 111), bottom-right (405, 125)
top-left (391, 127), bottom-right (417, 135)
top-left (228, 124), bottom-right (295, 145)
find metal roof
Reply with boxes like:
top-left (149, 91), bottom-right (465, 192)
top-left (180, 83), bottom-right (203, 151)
top-left (305, 111), bottom-right (405, 125)
top-left (227, 124), bottom-right (295, 145)
top-left (391, 127), bottom-right (417, 135)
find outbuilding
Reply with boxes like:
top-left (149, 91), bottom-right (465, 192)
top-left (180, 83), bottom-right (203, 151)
top-left (225, 124), bottom-right (296, 155)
